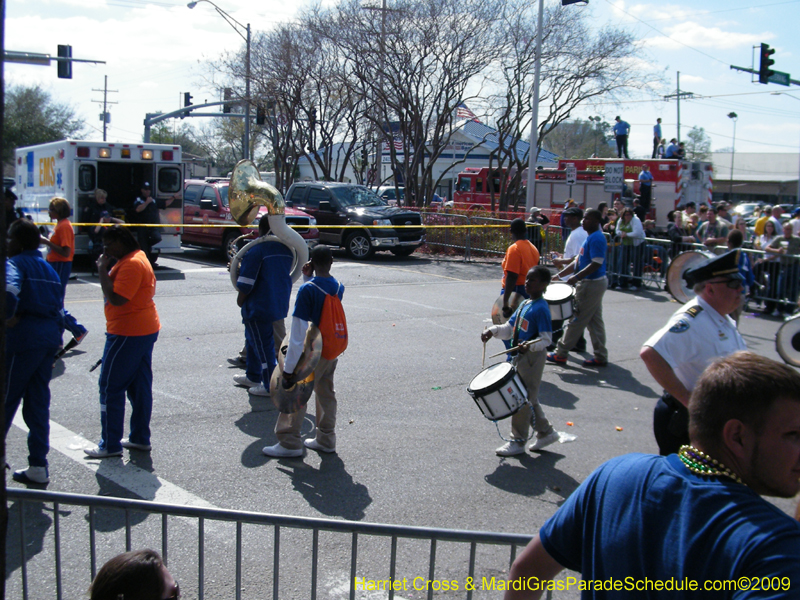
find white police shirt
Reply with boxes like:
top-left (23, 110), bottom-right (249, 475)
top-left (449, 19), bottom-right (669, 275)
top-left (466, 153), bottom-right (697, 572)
top-left (643, 295), bottom-right (746, 392)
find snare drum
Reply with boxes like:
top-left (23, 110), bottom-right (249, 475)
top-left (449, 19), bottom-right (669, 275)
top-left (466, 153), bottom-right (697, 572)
top-left (467, 362), bottom-right (528, 421)
top-left (543, 282), bottom-right (575, 321)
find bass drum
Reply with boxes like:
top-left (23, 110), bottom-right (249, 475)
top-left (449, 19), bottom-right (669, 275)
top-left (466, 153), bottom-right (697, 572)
top-left (665, 250), bottom-right (713, 304)
top-left (776, 315), bottom-right (800, 368)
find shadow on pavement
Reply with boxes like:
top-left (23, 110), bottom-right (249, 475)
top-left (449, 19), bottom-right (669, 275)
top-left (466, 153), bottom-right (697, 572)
top-left (484, 452), bottom-right (580, 505)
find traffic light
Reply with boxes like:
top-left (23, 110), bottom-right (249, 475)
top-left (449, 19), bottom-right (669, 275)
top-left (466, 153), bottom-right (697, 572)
top-left (256, 104), bottom-right (266, 125)
top-left (57, 45), bottom-right (72, 79)
top-left (310, 108), bottom-right (317, 128)
top-left (758, 43), bottom-right (776, 84)
top-left (223, 88), bottom-right (233, 114)
top-left (184, 92), bottom-right (193, 107)
top-left (361, 147), bottom-right (368, 167)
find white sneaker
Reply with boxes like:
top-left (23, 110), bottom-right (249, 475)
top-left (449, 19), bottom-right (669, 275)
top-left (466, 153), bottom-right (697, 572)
top-left (629, 286), bottom-right (639, 291)
top-left (248, 384), bottom-right (270, 396)
top-left (83, 446), bottom-right (123, 458)
top-left (529, 430), bottom-right (560, 452)
top-left (262, 442), bottom-right (303, 458)
top-left (12, 466), bottom-right (49, 484)
top-left (233, 374), bottom-right (260, 388)
top-left (495, 441), bottom-right (526, 456)
top-left (304, 438), bottom-right (335, 453)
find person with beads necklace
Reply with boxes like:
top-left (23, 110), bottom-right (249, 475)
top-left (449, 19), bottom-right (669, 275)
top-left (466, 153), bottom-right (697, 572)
top-left (504, 351), bottom-right (800, 600)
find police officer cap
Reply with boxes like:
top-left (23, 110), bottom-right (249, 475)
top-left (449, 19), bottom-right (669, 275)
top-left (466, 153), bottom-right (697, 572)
top-left (683, 249), bottom-right (744, 287)
top-left (562, 207), bottom-right (583, 219)
top-left (141, 181), bottom-right (152, 190)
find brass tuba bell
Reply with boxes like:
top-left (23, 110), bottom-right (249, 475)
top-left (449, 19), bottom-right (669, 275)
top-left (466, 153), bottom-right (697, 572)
top-left (229, 159), bottom-right (285, 224)
top-left (228, 159), bottom-right (309, 289)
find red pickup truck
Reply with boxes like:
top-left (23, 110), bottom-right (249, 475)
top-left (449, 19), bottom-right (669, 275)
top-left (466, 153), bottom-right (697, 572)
top-left (181, 178), bottom-right (319, 259)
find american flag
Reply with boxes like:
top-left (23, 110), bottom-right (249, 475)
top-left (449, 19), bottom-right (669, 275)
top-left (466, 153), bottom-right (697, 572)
top-left (456, 103), bottom-right (480, 122)
top-left (384, 137), bottom-right (404, 151)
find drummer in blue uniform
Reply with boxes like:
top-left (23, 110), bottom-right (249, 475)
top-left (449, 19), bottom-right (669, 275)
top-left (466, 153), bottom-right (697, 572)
top-left (481, 266), bottom-right (559, 456)
top-left (641, 249), bottom-right (746, 456)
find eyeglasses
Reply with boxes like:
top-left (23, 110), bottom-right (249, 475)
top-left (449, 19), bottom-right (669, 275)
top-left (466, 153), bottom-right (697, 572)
top-left (163, 583), bottom-right (180, 600)
top-left (707, 278), bottom-right (742, 289)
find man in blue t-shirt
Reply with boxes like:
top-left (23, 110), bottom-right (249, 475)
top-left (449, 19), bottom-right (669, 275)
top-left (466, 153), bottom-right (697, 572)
top-left (5, 219), bottom-right (65, 485)
top-left (638, 164), bottom-right (654, 214)
top-left (665, 138), bottom-right (680, 158)
top-left (651, 117), bottom-right (662, 158)
top-left (482, 266), bottom-right (559, 456)
top-left (613, 116), bottom-right (630, 159)
top-left (234, 218), bottom-right (294, 397)
top-left (264, 245), bottom-right (346, 458)
top-left (504, 352), bottom-right (800, 600)
top-left (547, 209), bottom-right (608, 367)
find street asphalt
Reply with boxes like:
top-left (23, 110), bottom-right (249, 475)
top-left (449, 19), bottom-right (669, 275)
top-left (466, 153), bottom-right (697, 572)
top-left (4, 247), bottom-right (792, 599)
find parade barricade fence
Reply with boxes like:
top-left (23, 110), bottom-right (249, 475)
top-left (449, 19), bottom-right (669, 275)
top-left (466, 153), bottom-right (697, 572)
top-left (419, 211), bottom-right (472, 261)
top-left (7, 488), bottom-right (533, 600)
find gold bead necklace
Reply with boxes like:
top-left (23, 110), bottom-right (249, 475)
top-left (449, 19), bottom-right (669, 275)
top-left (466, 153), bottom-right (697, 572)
top-left (678, 445), bottom-right (744, 485)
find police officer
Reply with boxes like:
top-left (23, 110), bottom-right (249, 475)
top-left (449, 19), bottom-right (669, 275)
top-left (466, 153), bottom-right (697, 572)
top-left (640, 250), bottom-right (746, 455)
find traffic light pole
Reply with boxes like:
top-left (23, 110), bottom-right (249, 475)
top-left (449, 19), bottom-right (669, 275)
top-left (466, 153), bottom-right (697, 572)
top-left (730, 65), bottom-right (800, 86)
top-left (143, 101), bottom-right (245, 142)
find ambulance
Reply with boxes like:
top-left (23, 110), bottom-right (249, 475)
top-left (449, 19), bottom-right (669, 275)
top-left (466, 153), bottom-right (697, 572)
top-left (534, 158), bottom-right (714, 228)
top-left (14, 140), bottom-right (184, 254)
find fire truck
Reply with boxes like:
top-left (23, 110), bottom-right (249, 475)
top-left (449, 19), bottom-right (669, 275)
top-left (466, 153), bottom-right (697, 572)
top-left (451, 159), bottom-right (714, 227)
top-left (535, 158), bottom-right (714, 227)
top-left (14, 140), bottom-right (184, 254)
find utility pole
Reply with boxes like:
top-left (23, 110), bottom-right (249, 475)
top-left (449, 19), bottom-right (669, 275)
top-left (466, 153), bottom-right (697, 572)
top-left (91, 76), bottom-right (118, 141)
top-left (663, 71), bottom-right (693, 143)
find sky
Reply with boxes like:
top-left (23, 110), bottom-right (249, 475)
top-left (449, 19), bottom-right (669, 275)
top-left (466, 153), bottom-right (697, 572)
top-left (5, 0), bottom-right (800, 160)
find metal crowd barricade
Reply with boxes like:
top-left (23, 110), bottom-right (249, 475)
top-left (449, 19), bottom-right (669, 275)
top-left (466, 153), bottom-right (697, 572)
top-left (745, 246), bottom-right (800, 313)
top-left (419, 211), bottom-right (472, 261)
top-left (7, 488), bottom-right (533, 600)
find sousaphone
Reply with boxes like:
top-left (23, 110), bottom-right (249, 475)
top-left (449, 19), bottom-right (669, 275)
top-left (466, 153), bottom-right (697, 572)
top-left (228, 159), bottom-right (309, 289)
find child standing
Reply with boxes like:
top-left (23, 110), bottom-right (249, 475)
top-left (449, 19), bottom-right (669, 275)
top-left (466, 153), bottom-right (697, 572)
top-left (42, 197), bottom-right (88, 357)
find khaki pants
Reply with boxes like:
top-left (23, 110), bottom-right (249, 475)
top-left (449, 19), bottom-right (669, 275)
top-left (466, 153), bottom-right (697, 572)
top-left (510, 350), bottom-right (552, 440)
top-left (275, 357), bottom-right (338, 450)
top-left (556, 277), bottom-right (608, 362)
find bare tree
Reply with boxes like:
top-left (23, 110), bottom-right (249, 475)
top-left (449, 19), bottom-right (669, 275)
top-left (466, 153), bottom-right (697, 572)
top-left (486, 1), bottom-right (660, 209)
top-left (310, 0), bottom-right (508, 206)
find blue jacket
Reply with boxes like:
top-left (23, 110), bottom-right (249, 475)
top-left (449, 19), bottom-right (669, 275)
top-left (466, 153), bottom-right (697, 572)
top-left (6, 251), bottom-right (64, 352)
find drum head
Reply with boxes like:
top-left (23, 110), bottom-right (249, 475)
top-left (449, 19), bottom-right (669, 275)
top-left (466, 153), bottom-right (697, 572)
top-left (468, 362), bottom-right (513, 393)
top-left (543, 282), bottom-right (574, 303)
top-left (776, 315), bottom-right (800, 367)
top-left (491, 292), bottom-right (523, 325)
top-left (666, 250), bottom-right (713, 304)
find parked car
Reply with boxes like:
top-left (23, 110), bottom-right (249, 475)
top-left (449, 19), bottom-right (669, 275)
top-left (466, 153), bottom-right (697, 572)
top-left (181, 178), bottom-right (318, 259)
top-left (285, 182), bottom-right (424, 259)
top-left (731, 202), bottom-right (762, 221)
top-left (375, 185), bottom-right (405, 206)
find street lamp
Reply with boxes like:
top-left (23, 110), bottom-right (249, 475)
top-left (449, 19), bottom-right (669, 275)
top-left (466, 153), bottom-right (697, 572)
top-left (188, 0), bottom-right (251, 161)
top-left (771, 92), bottom-right (800, 204)
top-left (727, 112), bottom-right (737, 200)
top-left (525, 0), bottom-right (588, 213)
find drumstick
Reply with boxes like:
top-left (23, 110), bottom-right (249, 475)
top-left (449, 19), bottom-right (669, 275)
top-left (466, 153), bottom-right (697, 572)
top-left (482, 333), bottom-right (487, 368)
top-left (487, 338), bottom-right (542, 359)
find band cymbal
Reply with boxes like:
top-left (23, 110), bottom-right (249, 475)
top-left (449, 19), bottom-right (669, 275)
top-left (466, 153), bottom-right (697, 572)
top-left (491, 292), bottom-right (523, 325)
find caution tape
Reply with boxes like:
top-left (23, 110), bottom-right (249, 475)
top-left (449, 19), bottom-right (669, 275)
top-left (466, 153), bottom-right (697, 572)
top-left (35, 222), bottom-right (513, 230)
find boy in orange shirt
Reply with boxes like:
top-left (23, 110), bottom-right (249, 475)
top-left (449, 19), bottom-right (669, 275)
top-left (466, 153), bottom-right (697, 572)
top-left (42, 197), bottom-right (88, 357)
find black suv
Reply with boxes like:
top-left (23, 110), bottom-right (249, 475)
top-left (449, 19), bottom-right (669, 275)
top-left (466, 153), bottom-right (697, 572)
top-left (285, 182), bottom-right (424, 259)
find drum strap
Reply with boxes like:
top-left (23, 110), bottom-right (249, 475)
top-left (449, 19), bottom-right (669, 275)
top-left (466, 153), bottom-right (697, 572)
top-left (511, 300), bottom-right (533, 351)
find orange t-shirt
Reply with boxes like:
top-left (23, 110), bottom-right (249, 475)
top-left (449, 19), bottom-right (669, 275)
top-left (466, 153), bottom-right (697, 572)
top-left (501, 239), bottom-right (540, 289)
top-left (105, 250), bottom-right (161, 336)
top-left (47, 219), bottom-right (74, 263)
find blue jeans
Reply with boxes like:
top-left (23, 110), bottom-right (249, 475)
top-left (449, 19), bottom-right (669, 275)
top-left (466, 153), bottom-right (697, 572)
top-left (97, 332), bottom-right (158, 452)
top-left (244, 320), bottom-right (277, 385)
top-left (49, 261), bottom-right (87, 339)
top-left (5, 347), bottom-right (57, 467)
